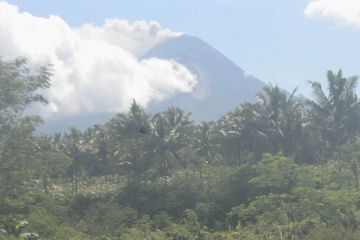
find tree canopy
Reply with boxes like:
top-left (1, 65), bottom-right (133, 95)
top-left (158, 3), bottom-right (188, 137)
top-left (1, 59), bottom-right (360, 240)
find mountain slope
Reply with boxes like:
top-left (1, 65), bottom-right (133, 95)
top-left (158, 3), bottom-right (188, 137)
top-left (39, 35), bottom-right (266, 133)
top-left (143, 35), bottom-right (265, 120)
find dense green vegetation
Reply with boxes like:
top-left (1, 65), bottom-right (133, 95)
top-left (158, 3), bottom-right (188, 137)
top-left (2, 57), bottom-right (360, 239)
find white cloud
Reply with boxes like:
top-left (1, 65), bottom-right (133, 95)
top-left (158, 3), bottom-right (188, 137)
top-left (305, 0), bottom-right (360, 27)
top-left (76, 19), bottom-right (182, 57)
top-left (0, 1), bottom-right (197, 118)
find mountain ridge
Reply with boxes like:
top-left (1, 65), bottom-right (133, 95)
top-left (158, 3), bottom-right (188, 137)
top-left (143, 35), bottom-right (265, 120)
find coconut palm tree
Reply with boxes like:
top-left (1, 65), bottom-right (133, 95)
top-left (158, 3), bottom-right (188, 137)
top-left (105, 101), bottom-right (153, 183)
top-left (150, 107), bottom-right (193, 182)
top-left (307, 70), bottom-right (360, 152)
top-left (192, 121), bottom-right (222, 165)
top-left (219, 85), bottom-right (304, 162)
top-left (62, 127), bottom-right (87, 194)
top-left (192, 121), bottom-right (222, 189)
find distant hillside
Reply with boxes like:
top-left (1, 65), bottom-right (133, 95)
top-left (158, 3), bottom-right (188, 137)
top-left (143, 35), bottom-right (265, 120)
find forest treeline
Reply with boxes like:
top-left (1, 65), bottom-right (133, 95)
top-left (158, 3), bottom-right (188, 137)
top-left (2, 58), bottom-right (360, 239)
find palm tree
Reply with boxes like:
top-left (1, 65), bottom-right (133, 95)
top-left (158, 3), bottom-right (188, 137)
top-left (218, 85), bottom-right (304, 164)
top-left (106, 100), bottom-right (152, 183)
top-left (256, 85), bottom-right (303, 156)
top-left (193, 121), bottom-right (222, 165)
top-left (307, 70), bottom-right (360, 154)
top-left (150, 107), bottom-right (193, 182)
top-left (36, 135), bottom-right (71, 193)
top-left (88, 125), bottom-right (112, 179)
top-left (192, 121), bottom-right (222, 189)
top-left (216, 109), bottom-right (250, 165)
top-left (62, 127), bottom-right (86, 194)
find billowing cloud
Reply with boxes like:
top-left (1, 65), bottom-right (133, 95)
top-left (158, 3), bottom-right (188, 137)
top-left (305, 0), bottom-right (360, 27)
top-left (0, 1), bottom-right (197, 118)
top-left (76, 19), bottom-right (182, 57)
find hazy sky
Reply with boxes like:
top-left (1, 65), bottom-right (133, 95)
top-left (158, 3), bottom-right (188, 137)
top-left (3, 0), bottom-right (360, 114)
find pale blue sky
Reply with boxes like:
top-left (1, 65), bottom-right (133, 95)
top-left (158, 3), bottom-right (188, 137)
top-left (7, 0), bottom-right (360, 96)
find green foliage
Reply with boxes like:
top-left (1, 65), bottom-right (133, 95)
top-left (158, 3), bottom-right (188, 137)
top-left (52, 227), bottom-right (88, 240)
top-left (2, 61), bottom-right (360, 239)
top-left (26, 208), bottom-right (58, 238)
top-left (0, 57), bottom-right (51, 195)
top-left (306, 226), bottom-right (360, 240)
